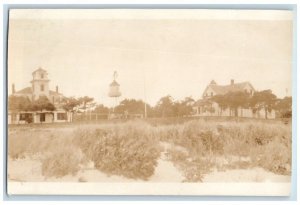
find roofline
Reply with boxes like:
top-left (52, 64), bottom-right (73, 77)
top-left (32, 68), bottom-right (48, 74)
top-left (202, 81), bottom-right (255, 98)
top-left (245, 82), bottom-right (256, 92)
top-left (202, 85), bottom-right (218, 98)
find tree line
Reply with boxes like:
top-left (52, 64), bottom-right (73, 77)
top-left (8, 89), bottom-right (292, 119)
top-left (211, 90), bottom-right (287, 119)
top-left (93, 90), bottom-right (292, 119)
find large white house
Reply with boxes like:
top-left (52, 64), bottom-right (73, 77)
top-left (193, 79), bottom-right (276, 119)
top-left (8, 68), bottom-right (71, 124)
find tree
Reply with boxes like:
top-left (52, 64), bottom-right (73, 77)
top-left (78, 96), bottom-right (94, 112)
top-left (8, 96), bottom-right (32, 112)
top-left (210, 92), bottom-right (249, 117)
top-left (93, 104), bottom-right (109, 114)
top-left (62, 97), bottom-right (81, 112)
top-left (275, 96), bottom-right (292, 118)
top-left (212, 95), bottom-right (228, 115)
top-left (32, 96), bottom-right (55, 111)
top-left (155, 95), bottom-right (175, 118)
top-left (219, 91), bottom-right (250, 117)
top-left (173, 97), bottom-right (195, 117)
top-left (250, 90), bottom-right (277, 119)
top-left (114, 99), bottom-right (152, 117)
top-left (227, 91), bottom-right (250, 117)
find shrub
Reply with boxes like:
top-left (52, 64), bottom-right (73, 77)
top-left (161, 120), bottom-right (291, 176)
top-left (73, 121), bottom-right (162, 180)
top-left (182, 157), bottom-right (213, 182)
top-left (8, 129), bottom-right (74, 160)
top-left (166, 148), bottom-right (189, 164)
top-left (8, 132), bottom-right (28, 159)
top-left (252, 137), bottom-right (291, 175)
top-left (161, 120), bottom-right (224, 156)
top-left (8, 130), bottom-right (48, 159)
top-left (166, 146), bottom-right (213, 182)
top-left (41, 145), bottom-right (83, 178)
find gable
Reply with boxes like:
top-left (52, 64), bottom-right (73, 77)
top-left (203, 86), bottom-right (219, 97)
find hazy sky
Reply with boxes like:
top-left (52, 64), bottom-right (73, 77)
top-left (8, 10), bottom-right (293, 106)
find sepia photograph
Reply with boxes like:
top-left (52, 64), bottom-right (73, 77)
top-left (6, 8), bottom-right (293, 196)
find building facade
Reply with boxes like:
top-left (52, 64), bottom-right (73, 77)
top-left (193, 79), bottom-right (275, 119)
top-left (8, 68), bottom-right (71, 124)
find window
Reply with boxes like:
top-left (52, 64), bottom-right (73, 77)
top-left (40, 113), bottom-right (45, 122)
top-left (41, 84), bottom-right (44, 91)
top-left (19, 114), bottom-right (26, 121)
top-left (19, 113), bottom-right (32, 122)
top-left (57, 113), bottom-right (67, 120)
top-left (41, 74), bottom-right (44, 79)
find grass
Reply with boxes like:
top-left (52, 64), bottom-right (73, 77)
top-left (7, 118), bottom-right (292, 181)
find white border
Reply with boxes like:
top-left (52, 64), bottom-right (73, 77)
top-left (8, 182), bottom-right (291, 196)
top-left (1, 0), bottom-right (299, 204)
top-left (9, 9), bottom-right (292, 20)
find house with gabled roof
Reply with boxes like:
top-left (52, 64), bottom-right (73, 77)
top-left (202, 79), bottom-right (255, 99)
top-left (8, 68), bottom-right (71, 124)
top-left (193, 79), bottom-right (275, 119)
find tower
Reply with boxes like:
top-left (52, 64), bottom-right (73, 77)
top-left (31, 67), bottom-right (50, 101)
top-left (108, 71), bottom-right (121, 113)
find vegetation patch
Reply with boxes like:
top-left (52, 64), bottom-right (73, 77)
top-left (41, 145), bottom-right (83, 178)
top-left (8, 119), bottom-right (291, 181)
top-left (73, 121), bottom-right (162, 180)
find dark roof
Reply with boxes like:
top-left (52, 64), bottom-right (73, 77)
top-left (14, 87), bottom-right (63, 96)
top-left (15, 87), bottom-right (32, 94)
top-left (32, 67), bottom-right (47, 74)
top-left (203, 81), bottom-right (255, 96)
top-left (110, 80), bottom-right (120, 86)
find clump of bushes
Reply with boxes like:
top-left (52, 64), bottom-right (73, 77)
top-left (252, 137), bottom-right (291, 175)
top-left (159, 120), bottom-right (224, 156)
top-left (160, 119), bottom-right (291, 176)
top-left (8, 132), bottom-right (28, 159)
top-left (8, 130), bottom-right (52, 159)
top-left (166, 148), bottom-right (213, 182)
top-left (183, 158), bottom-right (213, 182)
top-left (73, 121), bottom-right (162, 180)
top-left (213, 121), bottom-right (291, 174)
top-left (41, 145), bottom-right (83, 178)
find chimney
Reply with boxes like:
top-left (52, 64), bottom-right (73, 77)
top-left (56, 86), bottom-right (58, 93)
top-left (12, 83), bottom-right (15, 94)
top-left (231, 79), bottom-right (234, 85)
